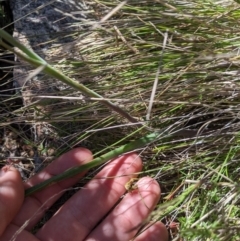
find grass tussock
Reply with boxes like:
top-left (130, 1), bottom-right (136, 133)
top-left (1, 0), bottom-right (240, 240)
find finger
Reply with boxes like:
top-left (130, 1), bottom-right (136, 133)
top-left (0, 224), bottom-right (40, 241)
top-left (36, 153), bottom-right (142, 241)
top-left (134, 222), bottom-right (169, 241)
top-left (12, 148), bottom-right (93, 230)
top-left (86, 177), bottom-right (160, 241)
top-left (0, 166), bottom-right (24, 236)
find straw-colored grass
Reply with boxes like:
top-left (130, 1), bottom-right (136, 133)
top-left (1, 0), bottom-right (240, 240)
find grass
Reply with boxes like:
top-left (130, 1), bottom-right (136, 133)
top-left (1, 0), bottom-right (240, 240)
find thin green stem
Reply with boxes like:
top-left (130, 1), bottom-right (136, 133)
top-left (0, 29), bottom-right (141, 125)
top-left (25, 131), bottom-right (160, 196)
top-left (151, 181), bottom-right (202, 221)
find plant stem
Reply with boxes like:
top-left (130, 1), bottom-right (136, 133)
top-left (151, 181), bottom-right (203, 221)
top-left (25, 131), bottom-right (161, 196)
top-left (0, 29), bottom-right (142, 126)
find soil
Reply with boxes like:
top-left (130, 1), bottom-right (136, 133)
top-left (0, 0), bottom-right (77, 177)
top-left (0, 0), bottom-right (31, 177)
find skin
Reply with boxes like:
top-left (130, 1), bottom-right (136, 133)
top-left (0, 148), bottom-right (168, 241)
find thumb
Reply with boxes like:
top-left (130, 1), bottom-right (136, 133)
top-left (0, 166), bottom-right (24, 236)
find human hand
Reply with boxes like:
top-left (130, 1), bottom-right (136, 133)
top-left (0, 148), bottom-right (168, 241)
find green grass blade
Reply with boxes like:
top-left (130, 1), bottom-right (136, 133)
top-left (0, 29), bottom-right (140, 125)
top-left (151, 181), bottom-right (202, 221)
top-left (25, 131), bottom-right (160, 196)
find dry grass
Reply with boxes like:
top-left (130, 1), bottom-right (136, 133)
top-left (1, 0), bottom-right (240, 240)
